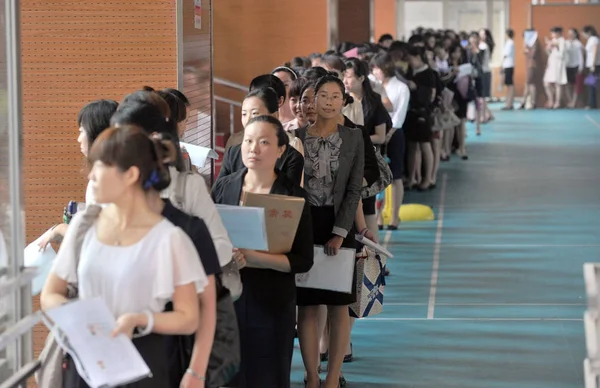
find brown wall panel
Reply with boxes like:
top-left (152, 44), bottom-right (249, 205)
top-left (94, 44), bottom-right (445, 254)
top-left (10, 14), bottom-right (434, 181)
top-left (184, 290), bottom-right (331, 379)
top-left (21, 0), bottom-right (177, 372)
top-left (213, 0), bottom-right (328, 86)
top-left (509, 0), bottom-right (531, 96)
top-left (374, 0), bottom-right (396, 42)
top-left (339, 0), bottom-right (371, 44)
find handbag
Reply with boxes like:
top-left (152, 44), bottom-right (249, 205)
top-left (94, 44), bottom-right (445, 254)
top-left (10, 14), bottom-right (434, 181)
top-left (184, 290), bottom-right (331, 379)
top-left (177, 275), bottom-right (240, 388)
top-left (35, 205), bottom-right (102, 387)
top-left (362, 149), bottom-right (393, 199)
top-left (349, 247), bottom-right (387, 318)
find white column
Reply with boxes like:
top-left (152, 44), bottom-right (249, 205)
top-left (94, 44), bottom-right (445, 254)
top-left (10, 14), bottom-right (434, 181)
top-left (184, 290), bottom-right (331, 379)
top-left (441, 0), bottom-right (449, 29)
top-left (395, 0), bottom-right (405, 40)
top-left (485, 0), bottom-right (494, 30)
top-left (370, 0), bottom-right (375, 43)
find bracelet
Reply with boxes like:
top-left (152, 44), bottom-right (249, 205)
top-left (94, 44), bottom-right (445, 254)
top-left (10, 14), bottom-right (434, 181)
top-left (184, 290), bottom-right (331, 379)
top-left (133, 310), bottom-right (153, 338)
top-left (359, 228), bottom-right (369, 236)
top-left (185, 368), bottom-right (206, 381)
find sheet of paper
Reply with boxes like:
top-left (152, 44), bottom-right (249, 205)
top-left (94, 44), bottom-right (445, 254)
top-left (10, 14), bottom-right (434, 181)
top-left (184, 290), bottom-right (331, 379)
top-left (355, 234), bottom-right (393, 258)
top-left (456, 63), bottom-right (473, 80)
top-left (44, 297), bottom-right (151, 388)
top-left (180, 142), bottom-right (218, 168)
top-left (23, 237), bottom-right (56, 296)
top-left (295, 246), bottom-right (355, 293)
top-left (216, 204), bottom-right (269, 251)
top-left (524, 30), bottom-right (538, 47)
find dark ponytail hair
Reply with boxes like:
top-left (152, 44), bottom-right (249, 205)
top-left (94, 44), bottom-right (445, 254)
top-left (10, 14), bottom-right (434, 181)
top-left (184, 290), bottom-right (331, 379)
top-left (244, 88), bottom-right (279, 114)
top-left (111, 90), bottom-right (184, 171)
top-left (77, 99), bottom-right (119, 146)
top-left (245, 115), bottom-right (290, 148)
top-left (344, 58), bottom-right (378, 118)
top-left (407, 45), bottom-right (428, 65)
top-left (88, 125), bottom-right (176, 191)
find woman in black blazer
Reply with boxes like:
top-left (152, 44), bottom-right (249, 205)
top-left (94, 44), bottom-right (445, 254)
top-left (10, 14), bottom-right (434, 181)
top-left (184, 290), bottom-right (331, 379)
top-left (211, 115), bottom-right (314, 388)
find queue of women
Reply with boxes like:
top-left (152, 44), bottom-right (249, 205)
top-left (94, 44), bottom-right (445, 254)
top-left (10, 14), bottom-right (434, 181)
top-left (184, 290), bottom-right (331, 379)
top-left (34, 26), bottom-right (495, 388)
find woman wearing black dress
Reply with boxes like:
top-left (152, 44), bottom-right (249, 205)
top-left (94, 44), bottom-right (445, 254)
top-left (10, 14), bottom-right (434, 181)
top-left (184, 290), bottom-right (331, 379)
top-left (296, 75), bottom-right (365, 388)
top-left (405, 46), bottom-right (437, 191)
top-left (211, 115), bottom-right (314, 388)
top-left (444, 43), bottom-right (470, 160)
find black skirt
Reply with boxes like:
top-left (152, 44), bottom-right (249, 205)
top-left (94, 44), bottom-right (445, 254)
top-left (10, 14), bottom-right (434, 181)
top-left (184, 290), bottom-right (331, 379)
top-left (296, 206), bottom-right (357, 306)
top-left (228, 269), bottom-right (296, 388)
top-left (63, 334), bottom-right (170, 388)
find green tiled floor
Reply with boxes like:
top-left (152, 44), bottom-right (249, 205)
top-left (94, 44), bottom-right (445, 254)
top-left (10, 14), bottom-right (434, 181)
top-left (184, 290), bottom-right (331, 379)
top-left (290, 108), bottom-right (600, 387)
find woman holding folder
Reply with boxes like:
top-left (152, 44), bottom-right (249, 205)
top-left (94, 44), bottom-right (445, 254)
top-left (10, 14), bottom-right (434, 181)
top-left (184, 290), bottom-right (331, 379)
top-left (211, 115), bottom-right (314, 388)
top-left (295, 75), bottom-right (365, 388)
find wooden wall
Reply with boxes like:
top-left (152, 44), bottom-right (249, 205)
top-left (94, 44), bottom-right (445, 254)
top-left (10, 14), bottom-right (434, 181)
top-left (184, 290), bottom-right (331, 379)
top-left (339, 0), bottom-right (371, 44)
top-left (374, 0), bottom-right (397, 42)
top-left (212, 0), bottom-right (329, 164)
top-left (20, 0), bottom-right (177, 370)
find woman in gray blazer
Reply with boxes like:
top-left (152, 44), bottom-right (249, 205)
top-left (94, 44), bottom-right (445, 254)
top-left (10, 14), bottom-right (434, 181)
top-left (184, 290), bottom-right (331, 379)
top-left (296, 75), bottom-right (364, 388)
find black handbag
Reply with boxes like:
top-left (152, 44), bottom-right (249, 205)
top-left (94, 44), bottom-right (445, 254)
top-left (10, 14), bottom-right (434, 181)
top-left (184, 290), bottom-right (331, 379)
top-left (177, 275), bottom-right (240, 387)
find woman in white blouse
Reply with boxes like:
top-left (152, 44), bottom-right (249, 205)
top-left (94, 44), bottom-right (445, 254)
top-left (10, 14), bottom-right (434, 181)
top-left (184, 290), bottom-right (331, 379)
top-left (41, 125), bottom-right (208, 387)
top-left (582, 25), bottom-right (600, 109)
top-left (543, 27), bottom-right (568, 109)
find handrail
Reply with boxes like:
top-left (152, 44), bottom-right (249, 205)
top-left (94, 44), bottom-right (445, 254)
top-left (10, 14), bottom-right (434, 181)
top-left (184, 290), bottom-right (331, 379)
top-left (214, 77), bottom-right (248, 92)
top-left (214, 96), bottom-right (242, 108)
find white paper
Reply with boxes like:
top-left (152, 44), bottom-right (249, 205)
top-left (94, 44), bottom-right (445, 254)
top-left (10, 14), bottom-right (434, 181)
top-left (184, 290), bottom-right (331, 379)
top-left (216, 205), bottom-right (269, 251)
top-left (180, 142), bottom-right (218, 168)
top-left (24, 237), bottom-right (56, 296)
top-left (455, 63), bottom-right (473, 81)
top-left (355, 234), bottom-right (393, 258)
top-left (524, 30), bottom-right (538, 47)
top-left (43, 298), bottom-right (151, 388)
top-left (295, 246), bottom-right (355, 293)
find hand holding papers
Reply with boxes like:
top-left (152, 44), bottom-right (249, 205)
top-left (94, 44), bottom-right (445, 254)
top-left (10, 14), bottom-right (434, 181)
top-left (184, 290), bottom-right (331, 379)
top-left (180, 142), bottom-right (218, 168)
top-left (217, 193), bottom-right (305, 253)
top-left (296, 246), bottom-right (355, 293)
top-left (42, 298), bottom-right (151, 388)
top-left (524, 30), bottom-right (538, 47)
top-left (455, 64), bottom-right (473, 81)
top-left (355, 234), bottom-right (393, 258)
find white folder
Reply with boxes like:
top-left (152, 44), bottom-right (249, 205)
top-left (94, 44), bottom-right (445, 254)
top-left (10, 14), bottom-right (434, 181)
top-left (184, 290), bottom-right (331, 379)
top-left (295, 246), bottom-right (355, 293)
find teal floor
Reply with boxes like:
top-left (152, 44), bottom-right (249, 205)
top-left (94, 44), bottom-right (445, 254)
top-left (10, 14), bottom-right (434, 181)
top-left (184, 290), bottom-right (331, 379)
top-left (290, 108), bottom-right (600, 387)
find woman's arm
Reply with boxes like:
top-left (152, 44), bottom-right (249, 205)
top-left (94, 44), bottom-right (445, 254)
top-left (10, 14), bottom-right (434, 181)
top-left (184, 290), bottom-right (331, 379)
top-left (40, 273), bottom-right (69, 310)
top-left (186, 275), bottom-right (217, 381)
top-left (114, 282), bottom-right (201, 337)
top-left (37, 223), bottom-right (69, 250)
top-left (370, 124), bottom-right (386, 145)
top-left (333, 132), bottom-right (366, 237)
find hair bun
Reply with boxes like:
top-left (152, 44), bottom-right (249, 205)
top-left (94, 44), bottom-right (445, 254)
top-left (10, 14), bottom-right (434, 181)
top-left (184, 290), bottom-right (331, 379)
top-left (142, 85), bottom-right (156, 92)
top-left (345, 93), bottom-right (355, 105)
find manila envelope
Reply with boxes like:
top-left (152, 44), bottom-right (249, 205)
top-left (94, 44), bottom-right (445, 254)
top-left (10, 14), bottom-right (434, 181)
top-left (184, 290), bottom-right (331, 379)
top-left (243, 193), bottom-right (305, 254)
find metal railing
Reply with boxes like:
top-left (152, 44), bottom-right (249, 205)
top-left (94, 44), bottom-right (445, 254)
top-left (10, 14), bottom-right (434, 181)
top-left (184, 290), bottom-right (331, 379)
top-left (213, 78), bottom-right (246, 154)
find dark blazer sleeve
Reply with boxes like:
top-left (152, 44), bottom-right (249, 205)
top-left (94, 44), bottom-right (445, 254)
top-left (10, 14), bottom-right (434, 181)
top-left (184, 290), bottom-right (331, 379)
top-left (286, 194), bottom-right (314, 274)
top-left (216, 147), bottom-right (234, 181)
top-left (210, 177), bottom-right (225, 204)
top-left (283, 146), bottom-right (305, 187)
top-left (360, 125), bottom-right (380, 186)
top-left (334, 130), bottom-right (365, 236)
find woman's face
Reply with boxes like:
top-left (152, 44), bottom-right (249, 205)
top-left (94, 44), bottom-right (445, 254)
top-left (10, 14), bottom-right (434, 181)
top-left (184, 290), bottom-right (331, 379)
top-left (289, 95), bottom-right (304, 122)
top-left (88, 161), bottom-right (139, 204)
top-left (469, 35), bottom-right (480, 47)
top-left (371, 66), bottom-right (385, 82)
top-left (479, 29), bottom-right (486, 41)
top-left (241, 96), bottom-right (271, 128)
top-left (241, 121), bottom-right (283, 171)
top-left (300, 87), bottom-right (317, 124)
top-left (451, 47), bottom-right (462, 61)
top-left (274, 71), bottom-right (293, 99)
top-left (77, 126), bottom-right (89, 156)
top-left (315, 82), bottom-right (344, 120)
top-left (568, 29), bottom-right (576, 40)
top-left (408, 54), bottom-right (422, 69)
top-left (343, 68), bottom-right (363, 95)
top-left (427, 36), bottom-right (436, 48)
top-left (551, 31), bottom-right (560, 40)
